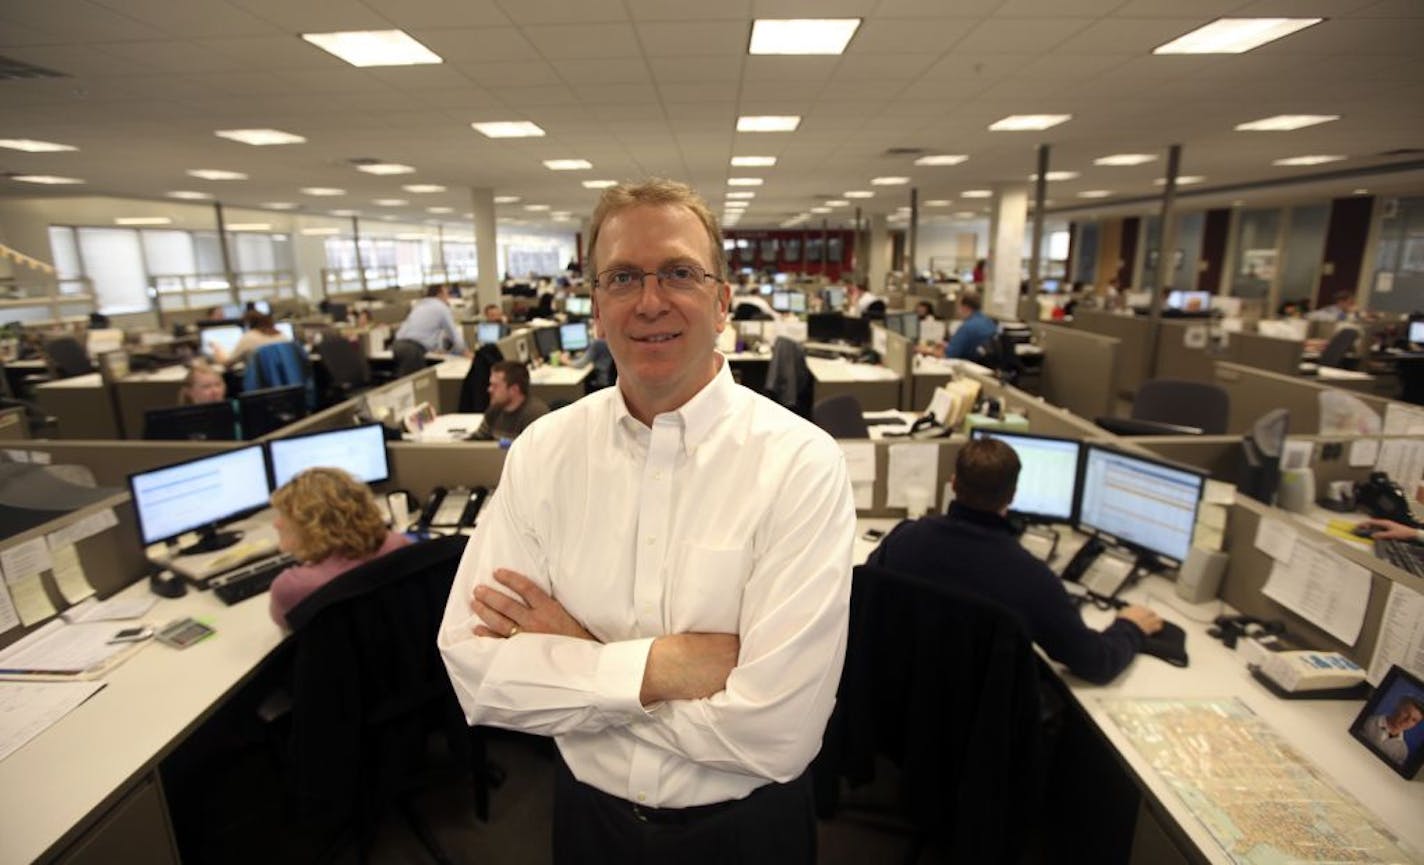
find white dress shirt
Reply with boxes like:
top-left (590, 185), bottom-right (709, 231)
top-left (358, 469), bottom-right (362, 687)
top-left (439, 357), bottom-right (855, 808)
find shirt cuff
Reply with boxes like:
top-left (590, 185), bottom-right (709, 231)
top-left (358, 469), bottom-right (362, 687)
top-left (595, 637), bottom-right (655, 718)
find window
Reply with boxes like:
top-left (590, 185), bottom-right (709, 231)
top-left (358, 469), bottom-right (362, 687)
top-left (1230, 209), bottom-right (1282, 299)
top-left (77, 228), bottom-right (150, 314)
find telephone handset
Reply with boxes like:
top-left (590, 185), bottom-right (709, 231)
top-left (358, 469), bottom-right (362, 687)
top-left (418, 486), bottom-right (490, 531)
top-left (1356, 471), bottom-right (1419, 528)
top-left (1059, 536), bottom-right (1105, 583)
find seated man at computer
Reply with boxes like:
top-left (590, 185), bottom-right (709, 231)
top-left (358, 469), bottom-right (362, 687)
top-left (471, 361), bottom-right (549, 442)
top-left (846, 282), bottom-right (882, 317)
top-left (394, 285), bottom-right (472, 358)
top-left (918, 289), bottom-right (997, 360)
top-left (866, 438), bottom-right (1163, 685)
top-left (1308, 291), bottom-right (1358, 322)
top-left (483, 303), bottom-right (506, 324)
top-left (268, 467), bottom-right (411, 627)
top-left (209, 312), bottom-right (289, 366)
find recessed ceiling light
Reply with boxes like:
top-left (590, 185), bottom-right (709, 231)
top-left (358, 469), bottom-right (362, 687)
top-left (961, 189), bottom-right (992, 198)
top-left (1028, 171), bottom-right (1080, 181)
top-left (301, 30), bottom-right (442, 67)
top-left (524, 204), bottom-right (550, 211)
top-left (0, 139), bottom-right (77, 153)
top-left (167, 190), bottom-right (211, 200)
top-left (301, 187), bottom-right (345, 196)
top-left (989, 114), bottom-right (1071, 132)
top-left (552, 212), bottom-right (573, 220)
top-left (226, 223), bottom-right (271, 231)
top-left (749, 19), bottom-right (861, 55)
top-left (925, 199), bottom-right (951, 206)
top-left (357, 163), bottom-right (415, 175)
top-left (731, 156), bottom-right (777, 167)
top-left (187, 169), bottom-right (247, 180)
top-left (374, 198), bottom-right (408, 206)
top-left (724, 201), bottom-right (750, 209)
top-left (826, 200), bottom-right (849, 207)
top-left (583, 180), bottom-right (617, 189)
top-left (214, 129), bottom-right (305, 146)
top-left (12, 175), bottom-right (84, 184)
top-left (262, 202), bottom-right (297, 210)
top-left (1077, 190), bottom-right (1113, 198)
top-left (728, 177), bottom-right (764, 186)
top-left (428, 206), bottom-right (454, 214)
top-left (402, 184), bottom-right (446, 193)
top-left (844, 190), bottom-right (874, 198)
top-left (871, 176), bottom-right (909, 185)
top-left (463, 213), bottom-right (473, 218)
top-left (1235, 114), bottom-right (1340, 132)
top-left (1154, 176), bottom-right (1205, 185)
top-left (726, 191), bottom-right (756, 199)
top-left (494, 196), bottom-right (521, 204)
top-left (544, 159), bottom-right (592, 171)
top-left (471, 121), bottom-right (545, 138)
top-left (810, 207), bottom-right (832, 213)
top-left (330, 209), bottom-right (360, 217)
top-left (953, 211), bottom-right (977, 218)
top-left (737, 115), bottom-right (801, 133)
top-left (115, 217), bottom-right (171, 226)
top-left (1272, 154), bottom-right (1346, 166)
top-left (301, 227), bottom-right (341, 236)
top-left (1153, 18), bottom-right (1322, 54)
top-left (914, 154), bottom-right (968, 166)
top-left (1095, 153), bottom-right (1156, 166)
top-left (1353, 188), bottom-right (1369, 195)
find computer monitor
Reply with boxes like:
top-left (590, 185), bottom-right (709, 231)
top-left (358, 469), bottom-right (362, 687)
top-left (1041, 279), bottom-right (1061, 293)
top-left (198, 324), bottom-right (243, 359)
top-left (326, 302), bottom-right (349, 323)
top-left (759, 284), bottom-right (775, 296)
top-left (1167, 290), bottom-right (1211, 312)
top-left (771, 291), bottom-right (791, 312)
top-left (969, 429), bottom-right (1082, 524)
top-left (559, 321), bottom-right (589, 353)
top-left (842, 317), bottom-right (871, 345)
top-left (220, 303), bottom-right (245, 319)
top-left (564, 296), bottom-right (592, 317)
top-left (1078, 444), bottom-right (1205, 564)
top-left (1409, 319), bottom-right (1424, 347)
top-left (143, 401), bottom-right (238, 441)
top-left (899, 311), bottom-right (920, 342)
top-left (773, 273), bottom-right (789, 285)
top-left (127, 445), bottom-right (271, 554)
top-left (789, 293), bottom-right (807, 314)
top-left (237, 384), bottom-right (308, 439)
top-left (274, 321), bottom-right (294, 341)
top-left (477, 322), bottom-right (504, 345)
top-left (267, 422), bottom-right (390, 489)
top-left (808, 313), bottom-right (843, 342)
top-left (532, 326), bottom-right (562, 360)
top-left (823, 286), bottom-right (846, 310)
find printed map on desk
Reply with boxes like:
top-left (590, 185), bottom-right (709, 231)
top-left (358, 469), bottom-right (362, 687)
top-left (1100, 698), bottom-right (1416, 865)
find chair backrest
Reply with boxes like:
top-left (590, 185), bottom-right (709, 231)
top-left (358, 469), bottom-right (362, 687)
top-left (43, 336), bottom-right (94, 378)
top-left (813, 393), bottom-right (870, 439)
top-left (244, 341), bottom-right (316, 410)
top-left (764, 336), bottom-right (812, 417)
top-left (817, 565), bottom-right (1042, 861)
top-left (863, 300), bottom-right (887, 320)
top-left (391, 338), bottom-right (428, 378)
top-left (318, 334), bottom-right (371, 388)
top-left (458, 344), bottom-right (504, 412)
top-left (1318, 327), bottom-right (1360, 368)
top-left (733, 302), bottom-right (767, 321)
top-left (1131, 378), bottom-right (1230, 435)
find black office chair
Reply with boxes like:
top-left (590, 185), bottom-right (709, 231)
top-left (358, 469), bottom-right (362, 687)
top-left (0, 361), bottom-right (59, 437)
top-left (1109, 378), bottom-right (1230, 436)
top-left (1317, 327), bottom-right (1360, 369)
top-left (814, 565), bottom-right (1044, 864)
top-left (1397, 356), bottom-right (1424, 406)
top-left (863, 300), bottom-right (887, 320)
top-left (813, 394), bottom-right (870, 439)
top-left (391, 338), bottom-right (428, 378)
top-left (764, 336), bottom-right (812, 417)
top-left (42, 336), bottom-right (94, 378)
top-left (283, 535), bottom-right (497, 862)
top-left (733, 302), bottom-right (771, 321)
top-left (457, 344), bottom-right (504, 412)
top-left (316, 333), bottom-right (371, 404)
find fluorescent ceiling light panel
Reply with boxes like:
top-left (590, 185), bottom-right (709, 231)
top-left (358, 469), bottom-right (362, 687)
top-left (262, 202), bottom-right (297, 210)
top-left (1235, 114), bottom-right (1340, 132)
top-left (226, 223), bottom-right (270, 231)
top-left (544, 159), bottom-right (592, 171)
top-left (187, 169), bottom-right (247, 180)
top-left (115, 217), bottom-right (171, 226)
top-left (402, 184), bottom-right (446, 193)
top-left (471, 121), bottom-right (545, 138)
top-left (301, 187), bottom-right (345, 196)
top-left (524, 204), bottom-right (550, 211)
top-left (844, 190), bottom-right (873, 198)
top-left (330, 209), bottom-right (360, 217)
top-left (301, 30), bottom-right (442, 67)
top-left (582, 180), bottom-right (618, 189)
top-left (727, 177), bottom-right (764, 186)
top-left (356, 163), bottom-right (415, 175)
top-left (1094, 153), bottom-right (1156, 166)
top-left (1077, 190), bottom-right (1113, 198)
top-left (925, 199), bottom-right (951, 206)
top-left (810, 207), bottom-right (832, 213)
top-left (301, 227), bottom-right (341, 236)
top-left (914, 154), bottom-right (968, 166)
top-left (726, 191), bottom-right (756, 199)
top-left (427, 206), bottom-right (454, 214)
top-left (1153, 18), bottom-right (1322, 55)
top-left (494, 196), bottom-right (521, 204)
top-left (826, 200), bottom-right (849, 207)
top-left (953, 211), bottom-right (977, 218)
top-left (12, 175), bottom-right (84, 184)
top-left (961, 189), bottom-right (992, 198)
top-left (1154, 176), bottom-right (1204, 185)
top-left (214, 128), bottom-right (305, 146)
top-left (1029, 171), bottom-right (1080, 181)
top-left (374, 198), bottom-right (408, 206)
top-left (749, 19), bottom-right (861, 56)
top-left (0, 139), bottom-right (77, 152)
top-left (871, 176), bottom-right (909, 185)
top-left (989, 114), bottom-right (1071, 132)
top-left (1272, 154), bottom-right (1345, 166)
top-left (737, 115), bottom-right (800, 132)
top-left (731, 156), bottom-right (777, 167)
top-left (167, 190), bottom-right (211, 200)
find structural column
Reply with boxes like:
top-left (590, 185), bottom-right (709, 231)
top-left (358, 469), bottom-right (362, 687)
top-left (469, 186), bottom-right (499, 313)
top-left (866, 213), bottom-right (890, 293)
top-left (987, 184), bottom-right (1028, 320)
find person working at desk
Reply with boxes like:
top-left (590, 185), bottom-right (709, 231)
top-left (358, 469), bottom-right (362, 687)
top-left (568, 337), bottom-right (615, 390)
top-left (470, 361), bottom-right (549, 442)
top-left (394, 284), bottom-right (472, 358)
top-left (846, 282), bottom-right (883, 317)
top-left (866, 438), bottom-right (1164, 685)
top-left (177, 362), bottom-right (226, 404)
top-left (1357, 518), bottom-right (1424, 542)
top-left (1363, 695), bottom-right (1423, 765)
top-left (440, 178), bottom-right (854, 864)
top-left (482, 303), bottom-right (506, 324)
top-left (918, 288), bottom-right (998, 360)
top-left (1308, 291), bottom-right (1358, 322)
top-left (267, 467), bottom-right (411, 628)
top-left (209, 312), bottom-right (289, 366)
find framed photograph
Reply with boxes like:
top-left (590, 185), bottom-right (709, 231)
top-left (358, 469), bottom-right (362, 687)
top-left (1350, 664), bottom-right (1424, 779)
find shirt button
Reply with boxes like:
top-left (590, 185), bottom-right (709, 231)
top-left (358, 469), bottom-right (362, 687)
top-left (647, 536), bottom-right (656, 545)
top-left (637, 794), bottom-right (647, 803)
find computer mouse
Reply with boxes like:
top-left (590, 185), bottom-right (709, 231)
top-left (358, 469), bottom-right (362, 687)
top-left (1350, 524), bottom-right (1379, 538)
top-left (149, 568), bottom-right (187, 599)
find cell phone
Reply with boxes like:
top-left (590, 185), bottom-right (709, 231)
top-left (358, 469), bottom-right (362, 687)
top-left (862, 528), bottom-right (886, 541)
top-left (108, 626), bottom-right (154, 644)
top-left (156, 617), bottom-right (216, 649)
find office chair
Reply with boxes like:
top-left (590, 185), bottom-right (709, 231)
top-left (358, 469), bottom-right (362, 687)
top-left (733, 302), bottom-right (770, 321)
top-left (42, 336), bottom-right (94, 378)
top-left (764, 336), bottom-right (812, 417)
top-left (391, 338), bottom-right (428, 378)
top-left (1317, 327), bottom-right (1360, 369)
top-left (813, 394), bottom-right (870, 439)
top-left (1109, 378), bottom-right (1230, 436)
top-left (0, 361), bottom-right (59, 437)
top-left (457, 344), bottom-right (504, 412)
top-left (863, 300), bottom-right (887, 320)
top-left (316, 334), bottom-right (371, 404)
top-left (1397, 356), bottom-right (1424, 406)
top-left (283, 535), bottom-right (497, 862)
top-left (814, 565), bottom-right (1044, 864)
top-left (245, 341), bottom-right (316, 411)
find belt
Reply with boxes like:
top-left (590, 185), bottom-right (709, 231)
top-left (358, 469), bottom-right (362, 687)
top-left (626, 796), bottom-right (740, 825)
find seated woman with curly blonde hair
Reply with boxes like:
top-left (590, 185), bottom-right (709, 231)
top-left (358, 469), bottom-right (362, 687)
top-left (268, 467), bottom-right (410, 627)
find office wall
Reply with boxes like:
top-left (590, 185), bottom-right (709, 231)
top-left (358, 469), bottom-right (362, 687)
top-left (1368, 194), bottom-right (1424, 314)
top-left (1197, 208), bottom-right (1231, 293)
top-left (1318, 196), bottom-right (1375, 306)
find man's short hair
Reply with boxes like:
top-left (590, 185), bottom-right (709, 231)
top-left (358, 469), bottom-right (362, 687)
top-left (483, 303), bottom-right (501, 316)
top-left (586, 179), bottom-right (725, 282)
top-left (1396, 695), bottom-right (1424, 715)
top-left (491, 360), bottom-right (530, 396)
top-left (954, 438), bottom-right (1020, 512)
top-left (426, 284), bottom-right (446, 298)
top-left (958, 289), bottom-right (982, 312)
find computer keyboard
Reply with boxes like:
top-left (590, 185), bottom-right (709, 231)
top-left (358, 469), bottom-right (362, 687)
top-left (1374, 539), bottom-right (1424, 577)
top-left (208, 553), bottom-right (296, 605)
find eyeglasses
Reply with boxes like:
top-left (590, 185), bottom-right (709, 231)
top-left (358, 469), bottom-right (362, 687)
top-left (594, 263), bottom-right (718, 298)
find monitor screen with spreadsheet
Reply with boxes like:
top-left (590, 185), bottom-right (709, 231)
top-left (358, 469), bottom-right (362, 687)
top-left (1078, 445), bottom-right (1205, 564)
top-left (477, 322), bottom-right (504, 345)
top-left (128, 445), bottom-right (270, 548)
top-left (198, 324), bottom-right (243, 359)
top-left (789, 292), bottom-right (807, 313)
top-left (970, 429), bottom-right (1082, 524)
top-left (564, 296), bottom-right (592, 316)
top-left (267, 422), bottom-right (390, 489)
top-left (772, 291), bottom-right (791, 312)
top-left (559, 321), bottom-right (589, 353)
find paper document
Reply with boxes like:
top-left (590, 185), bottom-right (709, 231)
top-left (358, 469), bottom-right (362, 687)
top-left (8, 574), bottom-right (55, 627)
top-left (1366, 582), bottom-right (1424, 686)
top-left (1, 537), bottom-right (53, 584)
top-left (1374, 439), bottom-right (1424, 490)
top-left (1382, 403), bottom-right (1424, 436)
top-left (48, 545), bottom-right (94, 605)
top-left (1348, 439), bottom-right (1380, 468)
top-left (1281, 439), bottom-right (1314, 471)
top-left (1262, 542), bottom-right (1371, 645)
top-left (1254, 518), bottom-right (1298, 563)
top-left (1202, 480), bottom-right (1235, 506)
top-left (61, 594), bottom-right (157, 624)
top-left (0, 583), bottom-right (18, 635)
top-left (840, 442), bottom-right (876, 483)
top-left (886, 443), bottom-right (939, 512)
top-left (919, 319), bottom-right (946, 344)
top-left (47, 508), bottom-right (118, 551)
top-left (0, 620), bottom-right (137, 676)
top-left (0, 680), bottom-right (106, 763)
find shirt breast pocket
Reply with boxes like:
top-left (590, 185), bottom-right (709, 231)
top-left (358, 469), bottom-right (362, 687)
top-left (669, 542), bottom-right (751, 634)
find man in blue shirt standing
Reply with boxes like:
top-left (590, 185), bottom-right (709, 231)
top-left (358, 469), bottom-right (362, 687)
top-left (921, 288), bottom-right (997, 360)
top-left (395, 284), bottom-right (472, 357)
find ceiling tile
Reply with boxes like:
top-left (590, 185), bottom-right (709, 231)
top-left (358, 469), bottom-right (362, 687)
top-left (572, 83), bottom-right (660, 105)
top-left (625, 0), bottom-right (752, 20)
top-left (960, 17), bottom-right (1091, 52)
top-left (459, 60), bottom-right (562, 87)
top-left (657, 82), bottom-right (741, 102)
top-left (198, 35), bottom-right (353, 69)
top-left (494, 84), bottom-right (580, 106)
top-left (646, 56), bottom-right (741, 83)
top-left (408, 27), bottom-right (539, 62)
top-left (751, 0), bottom-right (878, 16)
top-left (551, 59), bottom-right (651, 85)
top-left (358, 0), bottom-right (511, 27)
top-left (994, 0), bottom-right (1121, 14)
top-left (496, 0), bottom-right (628, 26)
top-left (847, 18), bottom-right (974, 53)
top-left (1052, 18), bottom-right (1207, 53)
top-left (636, 21), bottom-right (749, 55)
top-left (743, 56), bottom-right (840, 82)
top-left (874, 0), bottom-right (999, 16)
top-left (523, 23), bottom-right (640, 59)
top-left (0, 0), bottom-right (167, 41)
top-left (832, 53), bottom-right (940, 81)
top-left (362, 64), bottom-right (479, 90)
top-left (224, 0), bottom-right (391, 32)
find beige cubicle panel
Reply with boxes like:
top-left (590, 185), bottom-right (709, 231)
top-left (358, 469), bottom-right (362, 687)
top-left (1029, 323), bottom-right (1119, 422)
top-left (1231, 331), bottom-right (1304, 376)
top-left (1154, 320), bottom-right (1228, 384)
top-left (386, 442), bottom-right (508, 500)
top-left (34, 374), bottom-right (120, 440)
top-left (1126, 433), bottom-right (1409, 492)
top-left (1069, 310), bottom-right (1153, 402)
top-left (1212, 361), bottom-right (1393, 435)
top-left (9, 440), bottom-right (232, 487)
top-left (0, 405), bottom-right (27, 440)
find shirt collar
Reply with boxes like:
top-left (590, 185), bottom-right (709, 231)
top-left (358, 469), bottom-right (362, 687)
top-left (946, 501), bottom-right (1014, 533)
top-left (610, 354), bottom-right (734, 455)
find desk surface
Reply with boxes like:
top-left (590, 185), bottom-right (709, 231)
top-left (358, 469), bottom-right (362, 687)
top-left (34, 372), bottom-right (103, 390)
top-left (431, 356), bottom-right (590, 386)
top-left (806, 357), bottom-right (901, 383)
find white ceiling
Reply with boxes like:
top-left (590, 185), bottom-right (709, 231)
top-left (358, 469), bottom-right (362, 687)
top-left (1, 0), bottom-right (1422, 230)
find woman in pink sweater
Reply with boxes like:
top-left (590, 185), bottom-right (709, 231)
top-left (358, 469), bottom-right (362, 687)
top-left (268, 467), bottom-right (410, 627)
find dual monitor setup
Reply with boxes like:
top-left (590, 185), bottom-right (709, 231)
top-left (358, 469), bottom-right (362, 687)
top-left (127, 423), bottom-right (389, 557)
top-left (479, 321), bottom-right (591, 362)
top-left (196, 320), bottom-right (295, 362)
top-left (142, 385), bottom-right (308, 442)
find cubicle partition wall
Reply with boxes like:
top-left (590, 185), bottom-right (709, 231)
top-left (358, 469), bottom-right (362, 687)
top-left (1029, 323), bottom-right (1119, 421)
top-left (0, 405), bottom-right (28, 440)
top-left (1213, 361), bottom-right (1393, 434)
top-left (386, 442), bottom-right (507, 500)
top-left (1231, 331), bottom-right (1305, 376)
top-left (1069, 309), bottom-right (1154, 403)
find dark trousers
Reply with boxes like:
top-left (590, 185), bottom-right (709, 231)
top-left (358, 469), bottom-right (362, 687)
top-left (552, 758), bottom-right (816, 865)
